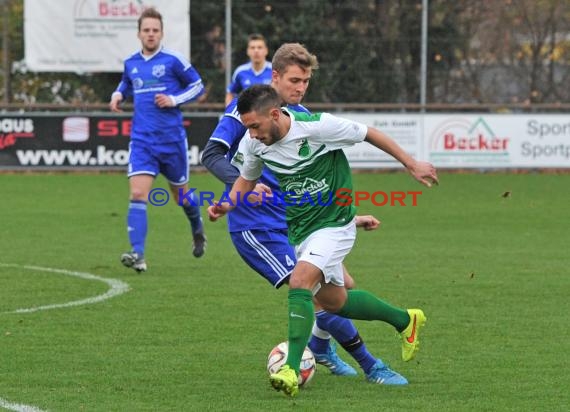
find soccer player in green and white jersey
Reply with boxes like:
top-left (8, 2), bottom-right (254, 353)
top-left (209, 84), bottom-right (438, 397)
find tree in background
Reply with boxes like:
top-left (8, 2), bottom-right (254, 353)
top-left (438, 0), bottom-right (569, 104)
top-left (1, 0), bottom-right (568, 105)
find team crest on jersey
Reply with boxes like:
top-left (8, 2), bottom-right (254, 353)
top-left (232, 151), bottom-right (244, 165)
top-left (152, 64), bottom-right (166, 78)
top-left (297, 139), bottom-right (311, 158)
top-left (132, 78), bottom-right (144, 89)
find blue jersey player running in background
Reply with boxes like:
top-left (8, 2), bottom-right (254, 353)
top-left (202, 43), bottom-right (408, 385)
top-left (109, 7), bottom-right (207, 272)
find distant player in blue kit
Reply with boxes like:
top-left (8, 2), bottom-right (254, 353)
top-left (225, 34), bottom-right (273, 106)
top-left (202, 43), bottom-right (408, 385)
top-left (109, 7), bottom-right (207, 272)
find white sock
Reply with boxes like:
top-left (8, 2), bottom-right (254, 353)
top-left (312, 321), bottom-right (331, 340)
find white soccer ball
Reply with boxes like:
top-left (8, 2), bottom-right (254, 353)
top-left (267, 341), bottom-right (316, 386)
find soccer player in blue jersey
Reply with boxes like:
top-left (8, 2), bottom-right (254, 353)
top-left (225, 34), bottom-right (273, 106)
top-left (109, 8), bottom-right (207, 272)
top-left (202, 43), bottom-right (408, 385)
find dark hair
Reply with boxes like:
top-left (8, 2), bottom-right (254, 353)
top-left (237, 85), bottom-right (281, 116)
top-left (272, 43), bottom-right (318, 73)
top-left (247, 33), bottom-right (267, 46)
top-left (138, 7), bottom-right (163, 31)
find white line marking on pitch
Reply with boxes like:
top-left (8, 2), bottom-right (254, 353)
top-left (0, 264), bottom-right (131, 412)
top-left (0, 263), bottom-right (130, 314)
top-left (0, 398), bottom-right (47, 412)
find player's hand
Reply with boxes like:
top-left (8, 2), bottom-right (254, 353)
top-left (254, 183), bottom-right (273, 197)
top-left (355, 215), bottom-right (380, 231)
top-left (407, 160), bottom-right (439, 188)
top-left (155, 93), bottom-right (176, 108)
top-left (109, 95), bottom-right (123, 112)
top-left (245, 183), bottom-right (273, 206)
top-left (207, 201), bottom-right (232, 222)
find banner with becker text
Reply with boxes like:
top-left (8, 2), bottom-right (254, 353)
top-left (1, 113), bottom-right (569, 170)
top-left (423, 114), bottom-right (570, 168)
top-left (24, 0), bottom-right (190, 72)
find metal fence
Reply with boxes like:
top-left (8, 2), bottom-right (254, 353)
top-left (1, 0), bottom-right (569, 106)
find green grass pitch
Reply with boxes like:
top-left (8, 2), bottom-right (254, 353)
top-left (0, 172), bottom-right (568, 411)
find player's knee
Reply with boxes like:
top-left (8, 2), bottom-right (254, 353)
top-left (289, 262), bottom-right (321, 290)
top-left (288, 276), bottom-right (309, 289)
top-left (130, 189), bottom-right (148, 201)
top-left (319, 299), bottom-right (345, 313)
top-left (316, 287), bottom-right (347, 313)
top-left (343, 274), bottom-right (356, 289)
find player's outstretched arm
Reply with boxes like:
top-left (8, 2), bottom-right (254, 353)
top-left (207, 202), bottom-right (230, 221)
top-left (364, 127), bottom-right (439, 188)
top-left (202, 139), bottom-right (241, 185)
top-left (406, 160), bottom-right (439, 188)
top-left (355, 215), bottom-right (380, 231)
top-left (202, 105), bottom-right (247, 186)
top-left (207, 176), bottom-right (258, 221)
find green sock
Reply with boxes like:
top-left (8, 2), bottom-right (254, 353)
top-left (285, 288), bottom-right (314, 374)
top-left (337, 289), bottom-right (410, 332)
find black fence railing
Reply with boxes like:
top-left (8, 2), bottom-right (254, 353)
top-left (1, 102), bottom-right (569, 113)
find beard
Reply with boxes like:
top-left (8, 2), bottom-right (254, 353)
top-left (266, 122), bottom-right (282, 145)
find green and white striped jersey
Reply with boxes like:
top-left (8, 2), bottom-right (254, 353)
top-left (236, 108), bottom-right (367, 244)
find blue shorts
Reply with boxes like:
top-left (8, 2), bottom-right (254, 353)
top-left (230, 229), bottom-right (296, 288)
top-left (128, 139), bottom-right (189, 185)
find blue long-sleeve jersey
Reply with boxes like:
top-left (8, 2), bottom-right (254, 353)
top-left (203, 98), bottom-right (310, 232)
top-left (114, 46), bottom-right (204, 143)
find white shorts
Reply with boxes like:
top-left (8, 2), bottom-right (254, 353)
top-left (295, 219), bottom-right (357, 291)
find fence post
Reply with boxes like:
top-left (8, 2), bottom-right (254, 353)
top-left (2, 0), bottom-right (11, 104)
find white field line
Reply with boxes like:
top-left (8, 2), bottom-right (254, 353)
top-left (0, 263), bottom-right (131, 412)
top-left (0, 398), bottom-right (47, 412)
top-left (0, 263), bottom-right (130, 314)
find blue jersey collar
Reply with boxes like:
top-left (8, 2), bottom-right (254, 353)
top-left (140, 45), bottom-right (163, 61)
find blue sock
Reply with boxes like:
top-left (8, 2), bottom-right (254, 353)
top-left (181, 192), bottom-right (203, 235)
top-left (127, 200), bottom-right (147, 255)
top-left (342, 334), bottom-right (377, 374)
top-left (308, 328), bottom-right (330, 355)
top-left (314, 310), bottom-right (377, 374)
top-left (315, 311), bottom-right (355, 342)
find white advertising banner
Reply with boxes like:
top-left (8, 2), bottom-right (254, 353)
top-left (24, 0), bottom-right (190, 72)
top-left (424, 114), bottom-right (570, 168)
top-left (340, 114), bottom-right (422, 169)
top-left (332, 113), bottom-right (569, 168)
